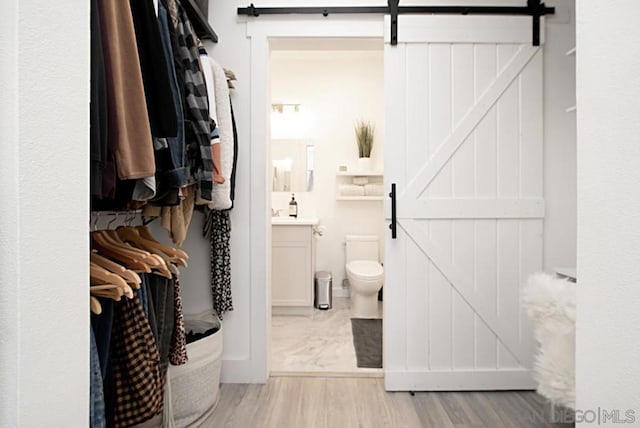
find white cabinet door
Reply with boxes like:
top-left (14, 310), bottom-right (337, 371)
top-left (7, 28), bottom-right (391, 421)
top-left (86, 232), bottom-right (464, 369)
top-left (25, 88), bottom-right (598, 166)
top-left (272, 226), bottom-right (313, 307)
top-left (384, 15), bottom-right (544, 391)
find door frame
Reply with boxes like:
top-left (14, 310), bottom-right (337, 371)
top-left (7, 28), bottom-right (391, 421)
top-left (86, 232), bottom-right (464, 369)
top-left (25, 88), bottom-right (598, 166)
top-left (246, 17), bottom-right (385, 381)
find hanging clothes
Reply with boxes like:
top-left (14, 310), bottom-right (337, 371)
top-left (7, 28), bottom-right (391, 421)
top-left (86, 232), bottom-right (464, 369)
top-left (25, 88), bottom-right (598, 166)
top-left (146, 273), bottom-right (176, 378)
top-left (129, 0), bottom-right (185, 205)
top-left (91, 296), bottom-right (114, 384)
top-left (97, 0), bottom-right (156, 190)
top-left (90, 0), bottom-right (108, 200)
top-left (154, 0), bottom-right (189, 198)
top-left (204, 209), bottom-right (233, 317)
top-left (229, 101), bottom-right (239, 205)
top-left (90, 328), bottom-right (106, 428)
top-left (198, 45), bottom-right (224, 188)
top-left (108, 294), bottom-right (164, 428)
top-left (165, 0), bottom-right (180, 29)
top-left (129, 0), bottom-right (178, 139)
top-left (169, 275), bottom-right (188, 365)
top-left (201, 51), bottom-right (234, 210)
top-left (143, 184), bottom-right (196, 247)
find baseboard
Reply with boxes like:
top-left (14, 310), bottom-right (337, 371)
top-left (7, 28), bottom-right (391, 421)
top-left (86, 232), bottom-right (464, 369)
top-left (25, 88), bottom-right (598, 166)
top-left (272, 306), bottom-right (314, 316)
top-left (221, 359), bottom-right (268, 383)
top-left (270, 370), bottom-right (383, 379)
top-left (384, 369), bottom-right (536, 391)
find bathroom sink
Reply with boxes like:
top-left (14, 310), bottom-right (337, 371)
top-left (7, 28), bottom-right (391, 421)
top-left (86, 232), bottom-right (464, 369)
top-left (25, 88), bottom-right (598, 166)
top-left (271, 217), bottom-right (319, 226)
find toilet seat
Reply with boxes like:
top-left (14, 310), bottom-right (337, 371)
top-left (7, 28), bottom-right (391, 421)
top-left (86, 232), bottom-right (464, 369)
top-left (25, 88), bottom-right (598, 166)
top-left (346, 260), bottom-right (383, 281)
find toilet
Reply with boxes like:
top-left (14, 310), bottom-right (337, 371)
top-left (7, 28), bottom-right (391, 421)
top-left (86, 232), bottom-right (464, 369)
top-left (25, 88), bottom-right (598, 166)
top-left (345, 235), bottom-right (383, 318)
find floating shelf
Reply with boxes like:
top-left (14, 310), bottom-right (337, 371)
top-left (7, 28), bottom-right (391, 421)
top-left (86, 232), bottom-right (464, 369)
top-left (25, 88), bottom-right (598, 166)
top-left (336, 196), bottom-right (384, 201)
top-left (566, 105), bottom-right (576, 113)
top-left (183, 0), bottom-right (219, 42)
top-left (336, 171), bottom-right (383, 177)
top-left (566, 47), bottom-right (576, 56)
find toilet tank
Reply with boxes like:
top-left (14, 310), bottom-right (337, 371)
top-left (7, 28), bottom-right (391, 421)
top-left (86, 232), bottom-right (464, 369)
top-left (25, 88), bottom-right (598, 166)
top-left (345, 235), bottom-right (379, 263)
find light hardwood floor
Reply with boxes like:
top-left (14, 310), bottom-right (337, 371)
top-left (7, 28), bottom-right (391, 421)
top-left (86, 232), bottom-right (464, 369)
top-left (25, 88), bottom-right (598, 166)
top-left (206, 377), bottom-right (574, 428)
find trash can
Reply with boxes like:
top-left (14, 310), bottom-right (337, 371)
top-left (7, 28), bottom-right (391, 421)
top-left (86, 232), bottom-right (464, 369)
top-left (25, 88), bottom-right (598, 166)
top-left (314, 271), bottom-right (332, 310)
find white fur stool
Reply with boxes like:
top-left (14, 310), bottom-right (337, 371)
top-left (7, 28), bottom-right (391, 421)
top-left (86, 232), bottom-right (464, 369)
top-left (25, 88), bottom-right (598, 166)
top-left (523, 272), bottom-right (576, 410)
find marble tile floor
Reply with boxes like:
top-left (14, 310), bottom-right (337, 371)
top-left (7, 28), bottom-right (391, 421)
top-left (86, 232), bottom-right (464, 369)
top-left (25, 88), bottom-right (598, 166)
top-left (271, 297), bottom-right (383, 376)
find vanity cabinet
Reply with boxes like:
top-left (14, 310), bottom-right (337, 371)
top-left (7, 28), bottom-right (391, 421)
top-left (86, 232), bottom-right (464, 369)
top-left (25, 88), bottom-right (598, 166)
top-left (272, 224), bottom-right (315, 311)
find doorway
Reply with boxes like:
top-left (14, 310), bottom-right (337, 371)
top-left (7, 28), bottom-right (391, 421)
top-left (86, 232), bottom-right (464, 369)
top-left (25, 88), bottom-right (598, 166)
top-left (267, 38), bottom-right (386, 376)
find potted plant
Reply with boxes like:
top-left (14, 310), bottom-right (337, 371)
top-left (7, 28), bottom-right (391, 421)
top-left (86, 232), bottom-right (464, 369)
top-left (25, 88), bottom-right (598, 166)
top-left (354, 120), bottom-right (374, 171)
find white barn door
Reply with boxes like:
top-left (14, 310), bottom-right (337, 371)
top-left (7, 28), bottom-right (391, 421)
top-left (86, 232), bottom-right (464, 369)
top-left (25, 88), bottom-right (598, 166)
top-left (384, 15), bottom-right (544, 391)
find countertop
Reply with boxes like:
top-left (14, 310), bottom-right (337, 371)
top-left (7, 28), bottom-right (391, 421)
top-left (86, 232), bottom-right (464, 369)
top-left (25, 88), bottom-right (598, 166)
top-left (271, 217), bottom-right (319, 226)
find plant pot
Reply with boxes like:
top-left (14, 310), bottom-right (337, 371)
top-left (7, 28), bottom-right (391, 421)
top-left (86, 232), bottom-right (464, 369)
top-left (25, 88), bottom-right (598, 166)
top-left (356, 157), bottom-right (372, 172)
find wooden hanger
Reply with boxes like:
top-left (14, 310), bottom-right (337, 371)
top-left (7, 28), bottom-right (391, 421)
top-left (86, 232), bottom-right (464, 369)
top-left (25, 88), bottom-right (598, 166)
top-left (90, 264), bottom-right (128, 288)
top-left (135, 226), bottom-right (189, 266)
top-left (90, 252), bottom-right (142, 287)
top-left (90, 296), bottom-right (103, 315)
top-left (129, 227), bottom-right (187, 271)
top-left (90, 263), bottom-right (135, 298)
top-left (91, 232), bottom-right (152, 273)
top-left (102, 230), bottom-right (160, 266)
top-left (116, 228), bottom-right (175, 278)
top-left (138, 225), bottom-right (189, 260)
top-left (90, 284), bottom-right (124, 301)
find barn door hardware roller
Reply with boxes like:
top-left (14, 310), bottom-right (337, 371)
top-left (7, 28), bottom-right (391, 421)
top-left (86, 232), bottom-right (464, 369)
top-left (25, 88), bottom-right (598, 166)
top-left (238, 0), bottom-right (554, 46)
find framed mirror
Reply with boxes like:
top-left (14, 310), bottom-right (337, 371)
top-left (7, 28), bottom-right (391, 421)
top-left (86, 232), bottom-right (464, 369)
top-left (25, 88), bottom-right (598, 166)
top-left (272, 139), bottom-right (314, 192)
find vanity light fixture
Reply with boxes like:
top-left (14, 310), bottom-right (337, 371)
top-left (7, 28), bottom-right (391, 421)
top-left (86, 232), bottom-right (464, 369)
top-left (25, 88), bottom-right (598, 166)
top-left (270, 103), bottom-right (311, 139)
top-left (271, 103), bottom-right (300, 114)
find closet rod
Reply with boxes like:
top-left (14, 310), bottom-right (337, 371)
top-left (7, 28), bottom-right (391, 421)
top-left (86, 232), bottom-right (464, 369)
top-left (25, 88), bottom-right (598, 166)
top-left (237, 0), bottom-right (555, 46)
top-left (90, 210), bottom-right (145, 231)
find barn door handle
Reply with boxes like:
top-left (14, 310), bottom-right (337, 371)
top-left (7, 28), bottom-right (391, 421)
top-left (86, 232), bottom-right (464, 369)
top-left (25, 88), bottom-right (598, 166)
top-left (389, 183), bottom-right (397, 239)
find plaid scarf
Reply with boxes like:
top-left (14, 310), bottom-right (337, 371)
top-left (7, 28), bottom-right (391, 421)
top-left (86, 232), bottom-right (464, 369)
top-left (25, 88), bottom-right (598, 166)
top-left (175, 2), bottom-right (213, 201)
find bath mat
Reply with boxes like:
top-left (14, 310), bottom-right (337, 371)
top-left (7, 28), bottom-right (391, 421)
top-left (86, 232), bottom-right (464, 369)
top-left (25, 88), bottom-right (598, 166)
top-left (351, 318), bottom-right (383, 368)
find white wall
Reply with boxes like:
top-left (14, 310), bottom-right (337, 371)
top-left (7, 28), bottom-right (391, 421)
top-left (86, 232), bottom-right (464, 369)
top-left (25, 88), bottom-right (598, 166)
top-left (270, 50), bottom-right (385, 291)
top-left (0, 0), bottom-right (89, 425)
top-left (543, 1), bottom-right (577, 273)
top-left (0, 1), bottom-right (19, 425)
top-left (576, 1), bottom-right (640, 424)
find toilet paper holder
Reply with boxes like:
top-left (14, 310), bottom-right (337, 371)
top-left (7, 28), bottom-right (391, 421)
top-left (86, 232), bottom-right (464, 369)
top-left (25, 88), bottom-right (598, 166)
top-left (313, 225), bottom-right (326, 238)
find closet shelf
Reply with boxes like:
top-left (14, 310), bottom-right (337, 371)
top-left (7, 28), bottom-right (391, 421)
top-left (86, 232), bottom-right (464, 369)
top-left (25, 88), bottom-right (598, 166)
top-left (336, 196), bottom-right (384, 201)
top-left (183, 0), bottom-right (219, 42)
top-left (566, 47), bottom-right (576, 56)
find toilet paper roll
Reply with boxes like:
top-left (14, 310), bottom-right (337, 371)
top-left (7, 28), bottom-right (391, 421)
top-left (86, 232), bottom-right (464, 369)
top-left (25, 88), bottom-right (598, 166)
top-left (313, 225), bottom-right (327, 239)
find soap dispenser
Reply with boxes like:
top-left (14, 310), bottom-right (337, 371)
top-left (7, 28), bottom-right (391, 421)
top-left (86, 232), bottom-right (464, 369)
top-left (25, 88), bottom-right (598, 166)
top-left (289, 193), bottom-right (298, 218)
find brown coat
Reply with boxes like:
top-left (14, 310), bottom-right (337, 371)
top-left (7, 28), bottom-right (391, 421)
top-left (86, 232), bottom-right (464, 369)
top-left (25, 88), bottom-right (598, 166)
top-left (99, 0), bottom-right (155, 180)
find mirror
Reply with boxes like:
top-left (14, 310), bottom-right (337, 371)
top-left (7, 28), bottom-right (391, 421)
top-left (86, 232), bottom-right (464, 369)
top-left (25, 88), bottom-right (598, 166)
top-left (272, 139), bottom-right (314, 192)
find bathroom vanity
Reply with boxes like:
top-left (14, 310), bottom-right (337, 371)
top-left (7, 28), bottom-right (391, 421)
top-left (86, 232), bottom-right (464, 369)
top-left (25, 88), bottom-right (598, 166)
top-left (271, 217), bottom-right (318, 315)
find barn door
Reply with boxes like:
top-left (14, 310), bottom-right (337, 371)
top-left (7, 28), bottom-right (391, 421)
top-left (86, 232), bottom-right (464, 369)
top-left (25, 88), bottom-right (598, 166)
top-left (384, 15), bottom-right (544, 391)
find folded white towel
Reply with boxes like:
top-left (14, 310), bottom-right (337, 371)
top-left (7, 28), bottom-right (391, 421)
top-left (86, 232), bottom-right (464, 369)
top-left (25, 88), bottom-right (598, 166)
top-left (364, 183), bottom-right (384, 196)
top-left (339, 184), bottom-right (365, 196)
